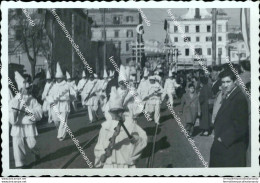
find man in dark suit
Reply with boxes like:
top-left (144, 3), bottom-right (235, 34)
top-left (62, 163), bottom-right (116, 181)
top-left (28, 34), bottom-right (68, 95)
top-left (209, 69), bottom-right (249, 167)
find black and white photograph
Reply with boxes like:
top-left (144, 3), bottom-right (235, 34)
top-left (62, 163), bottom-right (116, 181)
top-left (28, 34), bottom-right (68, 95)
top-left (1, 1), bottom-right (259, 177)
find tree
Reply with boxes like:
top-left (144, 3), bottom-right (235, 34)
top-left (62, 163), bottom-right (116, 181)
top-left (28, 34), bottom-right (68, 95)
top-left (8, 9), bottom-right (50, 78)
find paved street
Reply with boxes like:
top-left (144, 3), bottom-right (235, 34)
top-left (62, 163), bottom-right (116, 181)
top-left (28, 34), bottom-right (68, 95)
top-left (9, 99), bottom-right (214, 169)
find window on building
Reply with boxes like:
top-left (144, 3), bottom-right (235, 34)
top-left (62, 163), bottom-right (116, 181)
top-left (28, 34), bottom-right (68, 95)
top-left (101, 15), bottom-right (104, 22)
top-left (207, 25), bottom-right (211, 32)
top-left (206, 36), bottom-right (212, 42)
top-left (196, 37), bottom-right (200, 42)
top-left (126, 42), bottom-right (130, 51)
top-left (241, 44), bottom-right (244, 48)
top-left (218, 36), bottom-right (222, 41)
top-left (114, 30), bottom-right (119, 38)
top-left (196, 25), bottom-right (200, 33)
top-left (207, 48), bottom-right (211, 55)
top-left (218, 25), bottom-right (222, 32)
top-left (232, 53), bottom-right (235, 58)
top-left (185, 26), bottom-right (189, 33)
top-left (126, 30), bottom-right (133, 38)
top-left (174, 37), bottom-right (178, 42)
top-left (174, 26), bottom-right (178, 33)
top-left (184, 37), bottom-right (191, 42)
top-left (195, 48), bottom-right (202, 55)
top-left (126, 16), bottom-right (134, 22)
top-left (113, 16), bottom-right (121, 24)
top-left (185, 48), bottom-right (189, 56)
top-left (218, 48), bottom-right (222, 55)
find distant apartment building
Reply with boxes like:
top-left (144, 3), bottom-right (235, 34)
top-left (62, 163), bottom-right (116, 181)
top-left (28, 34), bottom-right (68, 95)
top-left (8, 9), bottom-right (47, 76)
top-left (165, 8), bottom-right (230, 69)
top-left (88, 8), bottom-right (141, 65)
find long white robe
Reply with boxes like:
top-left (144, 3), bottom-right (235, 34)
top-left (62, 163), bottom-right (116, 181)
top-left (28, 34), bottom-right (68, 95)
top-left (77, 78), bottom-right (88, 105)
top-left (46, 80), bottom-right (71, 139)
top-left (42, 82), bottom-right (54, 122)
top-left (137, 78), bottom-right (149, 101)
top-left (145, 82), bottom-right (163, 124)
top-left (67, 81), bottom-right (78, 102)
top-left (162, 78), bottom-right (180, 106)
top-left (94, 91), bottom-right (147, 168)
top-left (9, 94), bottom-right (43, 167)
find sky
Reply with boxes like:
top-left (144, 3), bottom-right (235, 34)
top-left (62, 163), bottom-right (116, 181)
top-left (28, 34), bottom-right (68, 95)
top-left (141, 8), bottom-right (242, 42)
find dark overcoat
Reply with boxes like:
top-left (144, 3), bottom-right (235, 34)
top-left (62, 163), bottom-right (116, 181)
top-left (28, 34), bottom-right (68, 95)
top-left (209, 86), bottom-right (249, 167)
top-left (199, 84), bottom-right (212, 130)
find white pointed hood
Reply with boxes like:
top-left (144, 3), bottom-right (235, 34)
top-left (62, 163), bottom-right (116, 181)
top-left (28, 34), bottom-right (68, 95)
top-left (46, 70), bottom-right (51, 79)
top-left (103, 69), bottom-right (108, 78)
top-left (14, 71), bottom-right (25, 91)
top-left (118, 65), bottom-right (130, 82)
top-left (66, 71), bottom-right (71, 80)
top-left (168, 70), bottom-right (173, 77)
top-left (55, 62), bottom-right (64, 78)
top-left (82, 70), bottom-right (86, 78)
top-left (144, 68), bottom-right (149, 77)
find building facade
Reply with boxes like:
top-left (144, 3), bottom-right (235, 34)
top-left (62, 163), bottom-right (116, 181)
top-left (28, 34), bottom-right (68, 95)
top-left (88, 8), bottom-right (141, 65)
top-left (165, 8), bottom-right (229, 69)
top-left (8, 9), bottom-right (47, 76)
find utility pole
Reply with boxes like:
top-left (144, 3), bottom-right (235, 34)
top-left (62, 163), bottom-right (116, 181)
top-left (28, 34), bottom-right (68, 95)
top-left (71, 12), bottom-right (75, 77)
top-left (103, 8), bottom-right (107, 71)
top-left (212, 8), bottom-right (217, 66)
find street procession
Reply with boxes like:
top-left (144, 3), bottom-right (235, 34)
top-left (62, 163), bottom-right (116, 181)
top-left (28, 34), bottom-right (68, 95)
top-left (7, 7), bottom-right (252, 169)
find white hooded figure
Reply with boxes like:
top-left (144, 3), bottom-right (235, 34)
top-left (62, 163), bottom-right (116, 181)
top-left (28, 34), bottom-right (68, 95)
top-left (46, 62), bottom-right (71, 141)
top-left (77, 70), bottom-right (88, 106)
top-left (137, 68), bottom-right (150, 101)
top-left (162, 69), bottom-right (180, 108)
top-left (94, 65), bottom-right (148, 168)
top-left (66, 71), bottom-right (78, 112)
top-left (144, 75), bottom-right (164, 124)
top-left (42, 69), bottom-right (54, 123)
top-left (9, 71), bottom-right (43, 168)
top-left (98, 69), bottom-right (109, 113)
top-left (82, 73), bottom-right (99, 123)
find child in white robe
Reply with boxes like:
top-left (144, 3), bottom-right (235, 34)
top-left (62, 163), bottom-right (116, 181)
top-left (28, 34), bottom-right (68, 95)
top-left (94, 65), bottom-right (148, 168)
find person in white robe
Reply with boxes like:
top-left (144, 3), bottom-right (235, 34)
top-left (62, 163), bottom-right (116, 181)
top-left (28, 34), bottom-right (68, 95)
top-left (137, 68), bottom-right (149, 102)
top-left (77, 71), bottom-right (88, 107)
top-left (162, 70), bottom-right (180, 108)
top-left (41, 70), bottom-right (54, 123)
top-left (46, 63), bottom-right (71, 141)
top-left (9, 71), bottom-right (43, 168)
top-left (66, 71), bottom-right (78, 112)
top-left (83, 73), bottom-right (99, 123)
top-left (94, 65), bottom-right (147, 168)
top-left (144, 75), bottom-right (164, 125)
top-left (98, 69), bottom-right (109, 113)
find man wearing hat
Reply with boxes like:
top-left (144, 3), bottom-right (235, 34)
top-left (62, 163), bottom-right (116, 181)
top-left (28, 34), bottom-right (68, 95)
top-left (9, 71), bottom-right (43, 168)
top-left (77, 70), bottom-right (88, 107)
top-left (66, 71), bottom-right (78, 112)
top-left (47, 62), bottom-right (71, 141)
top-left (42, 70), bottom-right (54, 123)
top-left (94, 65), bottom-right (147, 168)
top-left (162, 69), bottom-right (180, 108)
top-left (144, 74), bottom-right (163, 125)
top-left (83, 73), bottom-right (98, 123)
